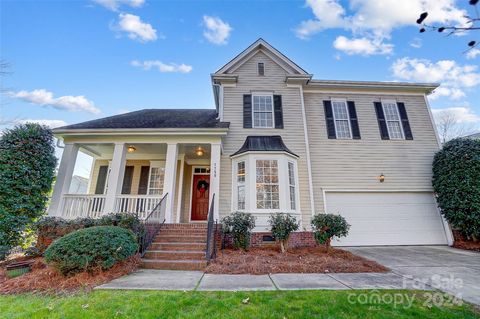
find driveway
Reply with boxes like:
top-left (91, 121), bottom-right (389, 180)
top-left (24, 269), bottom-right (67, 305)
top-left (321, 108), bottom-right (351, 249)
top-left (345, 246), bottom-right (480, 305)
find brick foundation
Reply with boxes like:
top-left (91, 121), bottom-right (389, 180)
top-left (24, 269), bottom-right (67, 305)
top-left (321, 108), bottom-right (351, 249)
top-left (221, 231), bottom-right (318, 249)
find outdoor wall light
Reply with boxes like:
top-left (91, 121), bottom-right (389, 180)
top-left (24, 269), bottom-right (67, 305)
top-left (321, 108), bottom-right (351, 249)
top-left (195, 146), bottom-right (205, 157)
top-left (378, 173), bottom-right (385, 183)
top-left (127, 145), bottom-right (136, 153)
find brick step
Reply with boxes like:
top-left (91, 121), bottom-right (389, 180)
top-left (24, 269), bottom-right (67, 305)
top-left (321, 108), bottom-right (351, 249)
top-left (154, 235), bottom-right (206, 243)
top-left (158, 229), bottom-right (207, 236)
top-left (143, 250), bottom-right (205, 260)
top-left (141, 259), bottom-right (207, 271)
top-left (149, 242), bottom-right (206, 251)
top-left (162, 224), bottom-right (207, 230)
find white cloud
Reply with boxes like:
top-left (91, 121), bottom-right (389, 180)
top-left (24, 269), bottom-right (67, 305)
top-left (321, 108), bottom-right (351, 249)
top-left (116, 13), bottom-right (157, 42)
top-left (9, 89), bottom-right (100, 114)
top-left (333, 35), bottom-right (393, 56)
top-left (92, 0), bottom-right (144, 11)
top-left (17, 119), bottom-right (68, 128)
top-left (391, 57), bottom-right (480, 100)
top-left (296, 0), bottom-right (470, 55)
top-left (131, 60), bottom-right (192, 73)
top-left (202, 15), bottom-right (232, 45)
top-left (409, 37), bottom-right (422, 49)
top-left (432, 107), bottom-right (480, 124)
top-left (466, 48), bottom-right (480, 60)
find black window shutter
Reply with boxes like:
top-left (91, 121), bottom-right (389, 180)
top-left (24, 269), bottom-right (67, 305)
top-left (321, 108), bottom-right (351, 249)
top-left (121, 166), bottom-right (134, 194)
top-left (138, 166), bottom-right (150, 195)
top-left (273, 95), bottom-right (283, 129)
top-left (95, 165), bottom-right (108, 194)
top-left (323, 100), bottom-right (336, 139)
top-left (347, 101), bottom-right (361, 139)
top-left (243, 94), bottom-right (252, 128)
top-left (397, 102), bottom-right (413, 140)
top-left (374, 102), bottom-right (390, 140)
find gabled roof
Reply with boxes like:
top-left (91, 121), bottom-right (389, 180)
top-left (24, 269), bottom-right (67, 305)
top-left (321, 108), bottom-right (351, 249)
top-left (214, 38), bottom-right (310, 76)
top-left (231, 136), bottom-right (298, 157)
top-left (54, 109), bottom-right (230, 131)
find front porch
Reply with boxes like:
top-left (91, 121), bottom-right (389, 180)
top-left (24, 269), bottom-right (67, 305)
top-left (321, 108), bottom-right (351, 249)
top-left (48, 139), bottom-right (222, 223)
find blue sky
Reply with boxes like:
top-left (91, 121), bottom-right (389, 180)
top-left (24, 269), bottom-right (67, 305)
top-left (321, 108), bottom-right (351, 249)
top-left (1, 0), bottom-right (479, 137)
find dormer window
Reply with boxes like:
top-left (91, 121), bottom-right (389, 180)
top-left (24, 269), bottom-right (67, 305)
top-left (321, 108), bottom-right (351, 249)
top-left (257, 62), bottom-right (265, 76)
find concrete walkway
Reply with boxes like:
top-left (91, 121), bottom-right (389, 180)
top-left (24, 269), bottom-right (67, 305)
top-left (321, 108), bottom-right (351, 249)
top-left (97, 269), bottom-right (426, 292)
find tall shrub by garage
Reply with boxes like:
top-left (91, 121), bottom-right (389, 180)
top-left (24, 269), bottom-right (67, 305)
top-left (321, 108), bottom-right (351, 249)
top-left (0, 123), bottom-right (57, 259)
top-left (432, 138), bottom-right (480, 240)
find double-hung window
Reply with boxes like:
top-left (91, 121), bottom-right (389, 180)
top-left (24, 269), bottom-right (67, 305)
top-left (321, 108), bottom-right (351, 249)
top-left (382, 101), bottom-right (404, 139)
top-left (237, 161), bottom-right (246, 210)
top-left (147, 162), bottom-right (165, 195)
top-left (332, 100), bottom-right (352, 139)
top-left (252, 94), bottom-right (274, 128)
top-left (255, 160), bottom-right (279, 209)
top-left (288, 162), bottom-right (296, 210)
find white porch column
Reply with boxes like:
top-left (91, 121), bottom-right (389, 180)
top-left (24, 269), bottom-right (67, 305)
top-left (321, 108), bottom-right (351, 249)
top-left (209, 143), bottom-right (221, 220)
top-left (104, 143), bottom-right (127, 213)
top-left (48, 143), bottom-right (79, 216)
top-left (163, 143), bottom-right (178, 223)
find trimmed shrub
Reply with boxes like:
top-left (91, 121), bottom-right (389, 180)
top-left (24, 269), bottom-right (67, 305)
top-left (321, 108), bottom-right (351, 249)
top-left (268, 213), bottom-right (299, 253)
top-left (0, 123), bottom-right (56, 259)
top-left (433, 138), bottom-right (480, 240)
top-left (44, 226), bottom-right (138, 275)
top-left (221, 212), bottom-right (256, 250)
top-left (311, 213), bottom-right (350, 252)
top-left (34, 213), bottom-right (145, 253)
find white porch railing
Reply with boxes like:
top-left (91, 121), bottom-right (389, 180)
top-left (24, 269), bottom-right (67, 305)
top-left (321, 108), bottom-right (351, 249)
top-left (114, 195), bottom-right (164, 219)
top-left (60, 194), bottom-right (164, 220)
top-left (61, 194), bottom-right (107, 219)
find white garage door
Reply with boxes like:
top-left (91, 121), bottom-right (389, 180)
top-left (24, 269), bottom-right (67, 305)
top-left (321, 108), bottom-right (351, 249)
top-left (325, 192), bottom-right (448, 246)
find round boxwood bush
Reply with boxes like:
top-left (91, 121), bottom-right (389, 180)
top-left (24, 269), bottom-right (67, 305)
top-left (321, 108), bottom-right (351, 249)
top-left (432, 138), bottom-right (480, 240)
top-left (44, 226), bottom-right (138, 275)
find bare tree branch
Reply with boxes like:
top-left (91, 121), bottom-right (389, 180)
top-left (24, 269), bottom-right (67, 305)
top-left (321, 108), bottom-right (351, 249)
top-left (436, 110), bottom-right (477, 143)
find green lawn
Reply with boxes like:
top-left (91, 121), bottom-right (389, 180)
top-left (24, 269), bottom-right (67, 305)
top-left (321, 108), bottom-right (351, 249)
top-left (0, 290), bottom-right (478, 319)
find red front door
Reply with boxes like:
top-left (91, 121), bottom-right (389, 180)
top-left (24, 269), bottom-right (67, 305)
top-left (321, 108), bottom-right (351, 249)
top-left (191, 174), bottom-right (210, 221)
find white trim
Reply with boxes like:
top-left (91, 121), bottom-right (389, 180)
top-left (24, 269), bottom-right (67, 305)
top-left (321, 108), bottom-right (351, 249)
top-left (381, 99), bottom-right (405, 140)
top-left (146, 161), bottom-right (166, 195)
top-left (251, 93), bottom-right (275, 129)
top-left (296, 85), bottom-right (315, 216)
top-left (175, 154), bottom-right (185, 223)
top-left (302, 89), bottom-right (431, 96)
top-left (188, 165), bottom-right (210, 223)
top-left (331, 98), bottom-right (353, 140)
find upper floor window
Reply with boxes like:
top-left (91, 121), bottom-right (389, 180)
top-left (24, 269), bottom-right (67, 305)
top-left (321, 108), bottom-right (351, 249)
top-left (253, 94), bottom-right (274, 128)
top-left (332, 100), bottom-right (352, 139)
top-left (382, 101), bottom-right (404, 140)
top-left (257, 62), bottom-right (265, 76)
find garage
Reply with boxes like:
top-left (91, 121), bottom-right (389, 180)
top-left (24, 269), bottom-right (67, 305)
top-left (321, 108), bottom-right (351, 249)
top-left (325, 192), bottom-right (449, 246)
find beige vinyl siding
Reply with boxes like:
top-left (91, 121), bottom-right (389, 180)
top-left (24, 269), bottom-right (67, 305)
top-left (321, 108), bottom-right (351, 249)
top-left (304, 93), bottom-right (440, 212)
top-left (220, 51), bottom-right (313, 228)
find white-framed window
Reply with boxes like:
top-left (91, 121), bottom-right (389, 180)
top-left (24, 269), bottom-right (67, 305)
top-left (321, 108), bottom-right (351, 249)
top-left (147, 161), bottom-right (165, 195)
top-left (237, 161), bottom-right (246, 210)
top-left (256, 159), bottom-right (279, 209)
top-left (288, 161), bottom-right (296, 210)
top-left (382, 100), bottom-right (404, 140)
top-left (232, 154), bottom-right (299, 214)
top-left (331, 99), bottom-right (352, 139)
top-left (252, 94), bottom-right (274, 128)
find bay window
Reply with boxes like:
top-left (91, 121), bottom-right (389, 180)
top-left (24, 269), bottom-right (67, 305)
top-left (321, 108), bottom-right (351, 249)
top-left (232, 154), bottom-right (299, 214)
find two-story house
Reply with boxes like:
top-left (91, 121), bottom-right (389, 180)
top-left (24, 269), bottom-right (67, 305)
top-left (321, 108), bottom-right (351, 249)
top-left (49, 39), bottom-right (452, 268)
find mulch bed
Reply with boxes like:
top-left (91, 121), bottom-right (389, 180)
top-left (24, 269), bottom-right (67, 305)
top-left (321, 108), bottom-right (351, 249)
top-left (453, 241), bottom-right (480, 252)
top-left (0, 255), bottom-right (140, 295)
top-left (206, 246), bottom-right (389, 275)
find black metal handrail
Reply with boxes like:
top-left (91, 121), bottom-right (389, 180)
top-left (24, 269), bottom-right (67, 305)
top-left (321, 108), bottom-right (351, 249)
top-left (205, 193), bottom-right (217, 262)
top-left (138, 193), bottom-right (168, 257)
